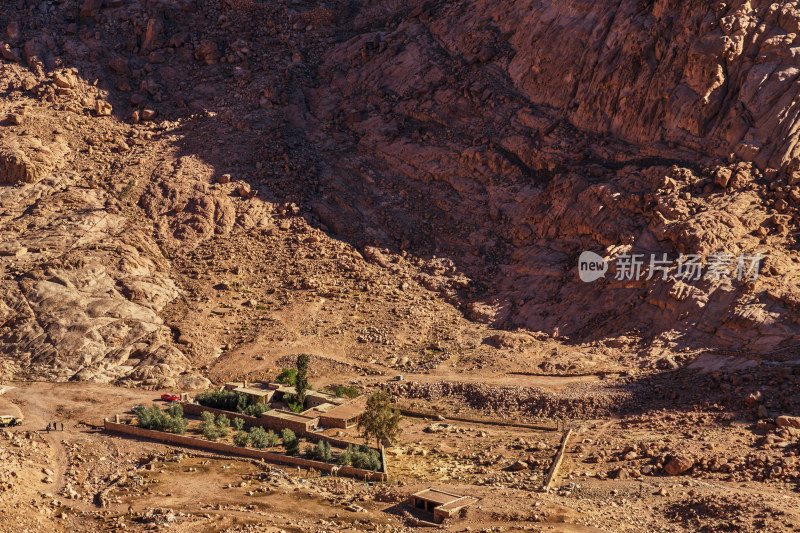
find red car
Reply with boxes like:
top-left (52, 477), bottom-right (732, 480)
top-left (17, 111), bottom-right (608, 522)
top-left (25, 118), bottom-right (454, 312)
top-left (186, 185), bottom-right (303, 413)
top-left (161, 393), bottom-right (180, 402)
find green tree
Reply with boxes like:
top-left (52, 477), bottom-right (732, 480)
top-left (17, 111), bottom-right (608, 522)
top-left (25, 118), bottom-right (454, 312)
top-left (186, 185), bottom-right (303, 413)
top-left (281, 428), bottom-right (299, 456)
top-left (358, 390), bottom-right (401, 448)
top-left (249, 427), bottom-right (269, 448)
top-left (233, 431), bottom-right (250, 447)
top-left (338, 449), bottom-right (352, 466)
top-left (167, 403), bottom-right (184, 418)
top-left (340, 444), bottom-right (380, 470)
top-left (137, 404), bottom-right (187, 435)
top-left (232, 417), bottom-right (245, 431)
top-left (167, 414), bottom-right (188, 435)
top-left (196, 390), bottom-right (248, 412)
top-left (244, 402), bottom-right (270, 416)
top-left (215, 414), bottom-right (230, 428)
top-left (284, 394), bottom-right (304, 413)
top-left (308, 440), bottom-right (332, 462)
top-left (320, 440), bottom-right (332, 461)
top-left (331, 385), bottom-right (360, 399)
top-left (276, 368), bottom-right (297, 386)
top-left (200, 411), bottom-right (227, 440)
top-left (295, 353), bottom-right (310, 408)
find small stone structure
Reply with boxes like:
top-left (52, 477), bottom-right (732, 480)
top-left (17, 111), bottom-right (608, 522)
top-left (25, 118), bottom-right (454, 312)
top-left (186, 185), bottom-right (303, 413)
top-left (407, 488), bottom-right (478, 523)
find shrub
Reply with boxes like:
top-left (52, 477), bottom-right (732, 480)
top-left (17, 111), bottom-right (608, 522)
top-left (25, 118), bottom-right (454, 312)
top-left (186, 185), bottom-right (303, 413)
top-left (249, 427), bottom-right (270, 448)
top-left (196, 389), bottom-right (273, 415)
top-left (244, 403), bottom-right (269, 416)
top-left (338, 450), bottom-right (352, 466)
top-left (281, 429), bottom-right (299, 456)
top-left (201, 411), bottom-right (228, 440)
top-left (340, 444), bottom-right (381, 471)
top-left (215, 414), bottom-right (230, 428)
top-left (352, 450), bottom-right (381, 471)
top-left (232, 417), bottom-right (244, 431)
top-left (196, 390), bottom-right (249, 412)
top-left (308, 440), bottom-right (332, 462)
top-left (267, 429), bottom-right (279, 447)
top-left (167, 416), bottom-right (188, 435)
top-left (136, 404), bottom-right (188, 435)
top-left (331, 385), bottom-right (360, 399)
top-left (203, 424), bottom-right (220, 440)
top-left (233, 431), bottom-right (250, 447)
top-left (276, 368), bottom-right (297, 386)
top-left (167, 403), bottom-right (184, 418)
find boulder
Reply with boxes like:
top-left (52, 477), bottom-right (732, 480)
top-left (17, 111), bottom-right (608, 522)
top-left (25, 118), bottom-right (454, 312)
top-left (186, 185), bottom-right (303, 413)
top-left (194, 41), bottom-right (221, 64)
top-left (508, 460), bottom-right (528, 471)
top-left (52, 71), bottom-right (78, 89)
top-left (663, 455), bottom-right (694, 475)
top-left (744, 391), bottom-right (762, 406)
top-left (142, 18), bottom-right (164, 51)
top-left (95, 100), bottom-right (113, 116)
top-left (776, 416), bottom-right (800, 429)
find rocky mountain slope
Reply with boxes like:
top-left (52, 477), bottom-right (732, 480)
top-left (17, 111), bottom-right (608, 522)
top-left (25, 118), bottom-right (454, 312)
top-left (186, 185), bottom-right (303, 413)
top-left (2, 0), bottom-right (800, 386)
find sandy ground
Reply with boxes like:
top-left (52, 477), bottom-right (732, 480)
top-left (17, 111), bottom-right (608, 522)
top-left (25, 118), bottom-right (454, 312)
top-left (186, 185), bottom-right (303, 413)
top-left (0, 372), bottom-right (798, 532)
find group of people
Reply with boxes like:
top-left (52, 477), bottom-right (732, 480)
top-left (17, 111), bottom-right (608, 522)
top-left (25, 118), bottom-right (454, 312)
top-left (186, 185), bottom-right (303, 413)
top-left (45, 421), bottom-right (64, 432)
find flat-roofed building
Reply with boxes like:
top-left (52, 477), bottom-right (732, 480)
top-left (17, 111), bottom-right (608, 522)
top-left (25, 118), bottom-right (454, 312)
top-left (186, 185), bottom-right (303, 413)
top-left (232, 386), bottom-right (274, 404)
top-left (260, 409), bottom-right (319, 434)
top-left (306, 402), bottom-right (338, 415)
top-left (265, 382), bottom-right (299, 400)
top-left (304, 390), bottom-right (347, 408)
top-left (407, 489), bottom-right (478, 523)
top-left (318, 399), bottom-right (366, 429)
top-left (222, 381), bottom-right (275, 404)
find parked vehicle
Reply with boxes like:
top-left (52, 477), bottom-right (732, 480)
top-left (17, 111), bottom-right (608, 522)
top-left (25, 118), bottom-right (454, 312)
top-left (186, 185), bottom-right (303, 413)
top-left (161, 393), bottom-right (180, 402)
top-left (0, 415), bottom-right (23, 427)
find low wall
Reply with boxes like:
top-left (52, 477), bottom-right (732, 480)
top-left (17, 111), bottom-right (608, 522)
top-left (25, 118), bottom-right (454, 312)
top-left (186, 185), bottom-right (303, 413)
top-left (544, 428), bottom-right (572, 491)
top-left (398, 408), bottom-right (556, 431)
top-left (380, 445), bottom-right (388, 479)
top-left (103, 420), bottom-right (387, 482)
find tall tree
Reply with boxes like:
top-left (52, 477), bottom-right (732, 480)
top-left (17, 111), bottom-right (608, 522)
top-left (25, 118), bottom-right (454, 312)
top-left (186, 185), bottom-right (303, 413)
top-left (358, 389), bottom-right (402, 448)
top-left (295, 353), bottom-right (310, 407)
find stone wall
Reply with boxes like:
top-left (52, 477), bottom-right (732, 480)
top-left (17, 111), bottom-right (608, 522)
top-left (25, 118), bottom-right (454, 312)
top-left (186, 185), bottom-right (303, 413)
top-left (103, 419), bottom-right (387, 481)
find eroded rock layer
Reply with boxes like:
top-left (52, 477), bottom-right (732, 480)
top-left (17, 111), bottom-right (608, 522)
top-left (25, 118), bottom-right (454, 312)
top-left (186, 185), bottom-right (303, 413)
top-left (1, 0), bottom-right (800, 385)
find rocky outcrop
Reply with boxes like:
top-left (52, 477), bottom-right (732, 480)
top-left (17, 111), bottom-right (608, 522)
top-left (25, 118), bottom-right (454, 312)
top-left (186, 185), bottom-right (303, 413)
top-left (0, 175), bottom-right (206, 388)
top-left (2, 0), bottom-right (800, 386)
top-left (0, 135), bottom-right (68, 184)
